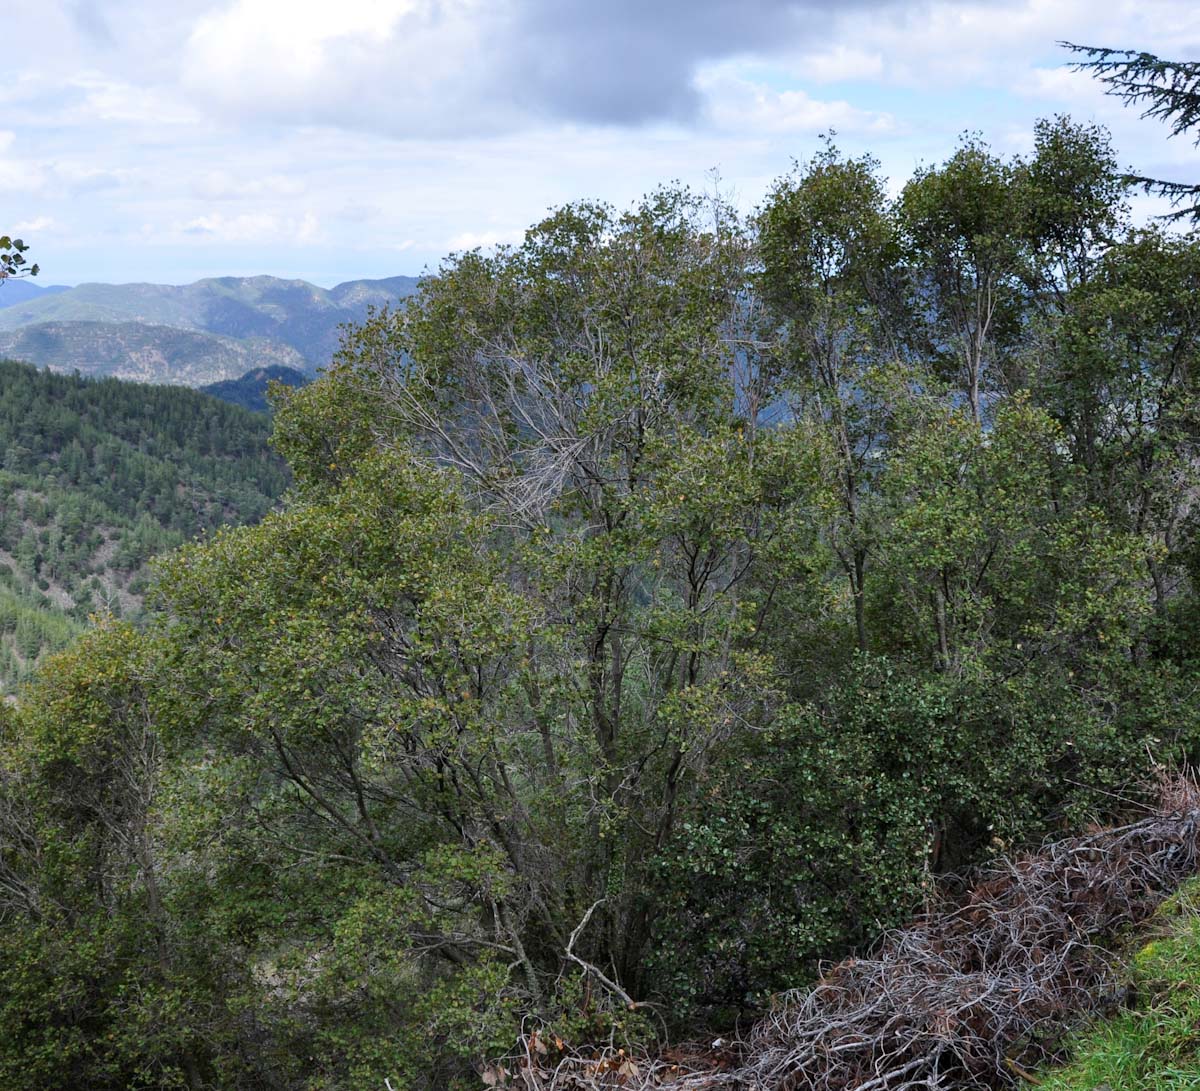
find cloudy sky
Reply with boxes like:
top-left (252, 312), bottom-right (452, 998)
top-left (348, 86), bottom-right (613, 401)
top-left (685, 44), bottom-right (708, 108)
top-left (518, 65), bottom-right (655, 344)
top-left (5, 0), bottom-right (1198, 287)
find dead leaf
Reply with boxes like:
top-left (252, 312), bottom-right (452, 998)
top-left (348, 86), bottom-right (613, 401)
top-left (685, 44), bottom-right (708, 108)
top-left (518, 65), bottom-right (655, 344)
top-left (481, 1063), bottom-right (508, 1087)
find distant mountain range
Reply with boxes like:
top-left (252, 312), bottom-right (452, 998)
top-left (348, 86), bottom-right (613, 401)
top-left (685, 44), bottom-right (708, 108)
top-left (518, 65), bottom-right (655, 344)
top-left (0, 274), bottom-right (420, 386)
top-left (0, 321), bottom-right (308, 387)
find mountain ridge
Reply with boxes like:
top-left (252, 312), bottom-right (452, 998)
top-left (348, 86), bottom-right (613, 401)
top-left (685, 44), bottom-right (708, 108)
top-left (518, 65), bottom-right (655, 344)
top-left (0, 320), bottom-right (308, 385)
top-left (0, 273), bottom-right (420, 384)
top-left (0, 281), bottom-right (71, 309)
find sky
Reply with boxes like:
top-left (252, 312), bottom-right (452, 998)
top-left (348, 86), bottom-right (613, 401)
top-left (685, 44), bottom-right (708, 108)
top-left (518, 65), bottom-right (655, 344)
top-left (4, 0), bottom-right (1199, 288)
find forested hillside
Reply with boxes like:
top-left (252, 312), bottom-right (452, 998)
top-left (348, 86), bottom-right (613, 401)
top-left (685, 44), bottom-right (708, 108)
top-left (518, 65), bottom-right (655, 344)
top-left (0, 359), bottom-right (288, 690)
top-left (2, 116), bottom-right (1200, 1090)
top-left (202, 364), bottom-right (309, 413)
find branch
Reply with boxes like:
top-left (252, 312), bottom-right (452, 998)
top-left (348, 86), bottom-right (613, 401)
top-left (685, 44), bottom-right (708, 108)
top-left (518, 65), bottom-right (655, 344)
top-left (565, 899), bottom-right (640, 1010)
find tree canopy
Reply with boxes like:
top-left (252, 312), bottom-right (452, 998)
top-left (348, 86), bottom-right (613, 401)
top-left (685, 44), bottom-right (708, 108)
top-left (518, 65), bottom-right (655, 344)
top-left (2, 116), bottom-right (1200, 1090)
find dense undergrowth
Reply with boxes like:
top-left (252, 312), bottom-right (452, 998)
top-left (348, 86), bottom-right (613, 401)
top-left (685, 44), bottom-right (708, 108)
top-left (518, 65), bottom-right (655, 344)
top-left (490, 777), bottom-right (1200, 1089)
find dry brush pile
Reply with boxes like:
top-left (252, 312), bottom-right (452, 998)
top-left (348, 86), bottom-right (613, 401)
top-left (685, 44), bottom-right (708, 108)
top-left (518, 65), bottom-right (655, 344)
top-left (495, 776), bottom-right (1200, 1091)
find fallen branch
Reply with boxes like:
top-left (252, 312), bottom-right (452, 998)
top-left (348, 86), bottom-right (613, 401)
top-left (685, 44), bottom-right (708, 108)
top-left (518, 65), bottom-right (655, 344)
top-left (566, 899), bottom-right (641, 1011)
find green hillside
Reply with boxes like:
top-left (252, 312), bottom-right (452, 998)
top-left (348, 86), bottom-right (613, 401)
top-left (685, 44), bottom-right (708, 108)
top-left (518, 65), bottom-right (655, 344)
top-left (0, 358), bottom-right (288, 690)
top-left (202, 364), bottom-right (309, 413)
top-left (1043, 878), bottom-right (1200, 1089)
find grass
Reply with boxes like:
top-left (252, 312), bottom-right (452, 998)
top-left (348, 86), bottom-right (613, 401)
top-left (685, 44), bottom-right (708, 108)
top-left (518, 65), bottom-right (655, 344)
top-left (1040, 878), bottom-right (1200, 1089)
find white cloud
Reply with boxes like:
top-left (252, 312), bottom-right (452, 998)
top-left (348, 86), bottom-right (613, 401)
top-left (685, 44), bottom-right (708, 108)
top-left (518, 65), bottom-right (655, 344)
top-left (176, 209), bottom-right (322, 244)
top-left (180, 0), bottom-right (502, 136)
top-left (0, 156), bottom-right (50, 195)
top-left (795, 46), bottom-right (885, 84)
top-left (70, 73), bottom-right (203, 127)
top-left (447, 228), bottom-right (526, 252)
top-left (11, 217), bottom-right (56, 234)
top-left (192, 171), bottom-right (308, 201)
top-left (188, 0), bottom-right (420, 77)
top-left (5, 0), bottom-right (1200, 288)
top-left (297, 211), bottom-right (320, 243)
top-left (698, 65), bottom-right (897, 136)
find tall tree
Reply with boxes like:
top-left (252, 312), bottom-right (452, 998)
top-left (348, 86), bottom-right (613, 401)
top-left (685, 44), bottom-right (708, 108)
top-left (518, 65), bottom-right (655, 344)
top-left (758, 142), bottom-right (911, 652)
top-left (899, 137), bottom-right (1024, 421)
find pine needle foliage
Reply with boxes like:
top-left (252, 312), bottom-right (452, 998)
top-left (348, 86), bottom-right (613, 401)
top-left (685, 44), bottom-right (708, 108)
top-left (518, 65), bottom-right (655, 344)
top-left (1062, 43), bottom-right (1200, 221)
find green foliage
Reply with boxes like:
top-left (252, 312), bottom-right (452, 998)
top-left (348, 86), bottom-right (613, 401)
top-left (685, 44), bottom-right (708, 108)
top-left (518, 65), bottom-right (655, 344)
top-left (647, 651), bottom-right (1185, 1025)
top-left (1019, 114), bottom-right (1127, 297)
top-left (0, 624), bottom-right (204, 1089)
top-left (0, 235), bottom-right (38, 280)
top-left (3, 114), bottom-right (1200, 1087)
top-left (899, 136), bottom-right (1027, 420)
top-left (1064, 43), bottom-right (1200, 222)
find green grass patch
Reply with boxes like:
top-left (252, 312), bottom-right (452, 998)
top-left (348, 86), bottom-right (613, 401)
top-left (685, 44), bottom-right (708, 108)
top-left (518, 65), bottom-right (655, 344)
top-left (1041, 878), bottom-right (1200, 1089)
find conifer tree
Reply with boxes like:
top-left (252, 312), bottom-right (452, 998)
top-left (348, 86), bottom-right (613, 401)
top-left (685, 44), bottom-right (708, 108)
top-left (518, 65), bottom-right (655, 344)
top-left (1064, 43), bottom-right (1200, 221)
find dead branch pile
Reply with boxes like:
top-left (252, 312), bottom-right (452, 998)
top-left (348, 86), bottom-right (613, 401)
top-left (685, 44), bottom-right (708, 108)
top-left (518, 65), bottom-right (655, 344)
top-left (728, 775), bottom-right (1200, 1090)
top-left (493, 776), bottom-right (1200, 1091)
top-left (482, 1035), bottom-right (735, 1091)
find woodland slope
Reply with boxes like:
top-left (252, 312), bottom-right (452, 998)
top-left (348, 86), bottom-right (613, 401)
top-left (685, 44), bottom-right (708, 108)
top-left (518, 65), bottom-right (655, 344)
top-left (0, 358), bottom-right (288, 690)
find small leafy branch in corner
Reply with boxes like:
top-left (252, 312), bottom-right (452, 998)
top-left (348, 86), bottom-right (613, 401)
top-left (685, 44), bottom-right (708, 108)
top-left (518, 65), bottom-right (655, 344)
top-left (0, 236), bottom-right (38, 280)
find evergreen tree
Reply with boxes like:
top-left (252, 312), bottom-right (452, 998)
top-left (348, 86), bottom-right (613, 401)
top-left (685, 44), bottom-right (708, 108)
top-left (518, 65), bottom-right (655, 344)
top-left (1064, 43), bottom-right (1200, 221)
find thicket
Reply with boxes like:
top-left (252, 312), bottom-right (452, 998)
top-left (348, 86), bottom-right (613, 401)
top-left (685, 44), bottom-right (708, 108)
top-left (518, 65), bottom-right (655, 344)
top-left (2, 116), bottom-right (1200, 1089)
top-left (0, 359), bottom-right (288, 688)
top-left (493, 776), bottom-right (1200, 1089)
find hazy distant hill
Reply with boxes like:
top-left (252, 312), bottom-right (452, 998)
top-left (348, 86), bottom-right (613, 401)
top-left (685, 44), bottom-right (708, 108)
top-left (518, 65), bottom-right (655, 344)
top-left (0, 273), bottom-right (420, 383)
top-left (203, 364), bottom-right (309, 413)
top-left (0, 321), bottom-right (307, 385)
top-left (0, 281), bottom-right (72, 309)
